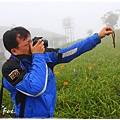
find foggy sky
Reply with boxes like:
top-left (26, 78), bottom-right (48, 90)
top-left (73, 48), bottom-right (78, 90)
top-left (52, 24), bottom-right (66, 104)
top-left (0, 0), bottom-right (120, 40)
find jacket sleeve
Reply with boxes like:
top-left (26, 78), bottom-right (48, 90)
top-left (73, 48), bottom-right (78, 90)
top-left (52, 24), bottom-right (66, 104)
top-left (48, 33), bottom-right (101, 65)
top-left (2, 54), bottom-right (48, 97)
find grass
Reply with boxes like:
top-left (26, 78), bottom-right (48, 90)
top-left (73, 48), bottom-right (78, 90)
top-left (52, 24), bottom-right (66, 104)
top-left (0, 29), bottom-right (120, 118)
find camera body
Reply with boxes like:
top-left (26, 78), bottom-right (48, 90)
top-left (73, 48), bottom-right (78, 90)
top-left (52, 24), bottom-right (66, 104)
top-left (32, 37), bottom-right (48, 48)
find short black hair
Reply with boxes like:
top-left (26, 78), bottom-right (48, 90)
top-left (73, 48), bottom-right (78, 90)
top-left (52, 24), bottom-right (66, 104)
top-left (3, 26), bottom-right (30, 53)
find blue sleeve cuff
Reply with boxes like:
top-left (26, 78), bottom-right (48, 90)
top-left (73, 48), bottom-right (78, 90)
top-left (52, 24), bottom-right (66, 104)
top-left (91, 33), bottom-right (101, 46)
top-left (32, 53), bottom-right (45, 62)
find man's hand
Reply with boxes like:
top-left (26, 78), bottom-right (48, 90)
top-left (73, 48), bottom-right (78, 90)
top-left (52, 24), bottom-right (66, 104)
top-left (98, 26), bottom-right (114, 39)
top-left (29, 39), bottom-right (45, 54)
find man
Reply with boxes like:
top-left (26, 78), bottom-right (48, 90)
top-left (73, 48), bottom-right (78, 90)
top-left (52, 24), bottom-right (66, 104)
top-left (2, 26), bottom-right (113, 118)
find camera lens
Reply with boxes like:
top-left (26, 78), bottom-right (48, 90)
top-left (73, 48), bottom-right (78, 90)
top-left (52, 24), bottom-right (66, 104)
top-left (43, 39), bottom-right (48, 48)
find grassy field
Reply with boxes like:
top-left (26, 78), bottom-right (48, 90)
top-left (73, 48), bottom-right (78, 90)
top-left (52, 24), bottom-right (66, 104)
top-left (0, 29), bottom-right (120, 118)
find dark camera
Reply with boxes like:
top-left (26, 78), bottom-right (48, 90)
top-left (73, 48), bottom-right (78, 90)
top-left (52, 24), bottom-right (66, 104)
top-left (32, 37), bottom-right (48, 48)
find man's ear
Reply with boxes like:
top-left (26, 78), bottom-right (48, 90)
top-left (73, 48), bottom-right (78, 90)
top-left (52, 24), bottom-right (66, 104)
top-left (11, 48), bottom-right (18, 55)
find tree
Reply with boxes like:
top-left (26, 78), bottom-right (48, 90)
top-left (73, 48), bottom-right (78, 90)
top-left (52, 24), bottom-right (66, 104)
top-left (101, 10), bottom-right (120, 29)
top-left (87, 29), bottom-right (93, 36)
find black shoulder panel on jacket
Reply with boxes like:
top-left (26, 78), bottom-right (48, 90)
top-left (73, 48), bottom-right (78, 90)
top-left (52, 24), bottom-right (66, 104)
top-left (45, 48), bottom-right (60, 53)
top-left (45, 48), bottom-right (62, 61)
top-left (2, 60), bottom-right (27, 87)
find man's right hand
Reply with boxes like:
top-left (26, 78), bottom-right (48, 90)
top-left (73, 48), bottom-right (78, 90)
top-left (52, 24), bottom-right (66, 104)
top-left (30, 39), bottom-right (45, 54)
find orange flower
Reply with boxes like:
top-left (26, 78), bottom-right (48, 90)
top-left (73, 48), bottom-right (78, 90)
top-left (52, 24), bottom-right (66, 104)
top-left (63, 81), bottom-right (68, 86)
top-left (88, 66), bottom-right (92, 70)
top-left (54, 71), bottom-right (59, 75)
top-left (60, 65), bottom-right (64, 69)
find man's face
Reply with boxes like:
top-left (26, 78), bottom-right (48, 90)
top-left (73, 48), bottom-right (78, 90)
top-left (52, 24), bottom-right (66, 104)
top-left (11, 34), bottom-right (32, 56)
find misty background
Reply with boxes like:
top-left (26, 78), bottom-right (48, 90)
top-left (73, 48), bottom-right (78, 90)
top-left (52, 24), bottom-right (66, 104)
top-left (0, 1), bottom-right (120, 39)
top-left (0, 0), bottom-right (120, 59)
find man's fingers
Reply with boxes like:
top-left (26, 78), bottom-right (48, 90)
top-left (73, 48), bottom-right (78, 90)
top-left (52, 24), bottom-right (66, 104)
top-left (34, 39), bottom-right (43, 46)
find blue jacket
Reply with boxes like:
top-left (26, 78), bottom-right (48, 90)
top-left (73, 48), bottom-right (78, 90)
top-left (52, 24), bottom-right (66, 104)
top-left (2, 33), bottom-right (101, 118)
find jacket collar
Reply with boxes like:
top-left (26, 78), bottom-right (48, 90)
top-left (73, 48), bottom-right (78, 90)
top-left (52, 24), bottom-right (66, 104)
top-left (10, 54), bottom-right (32, 62)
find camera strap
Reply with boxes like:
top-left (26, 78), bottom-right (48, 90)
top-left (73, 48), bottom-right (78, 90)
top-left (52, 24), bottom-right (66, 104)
top-left (47, 62), bottom-right (54, 72)
top-left (0, 77), bottom-right (3, 111)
